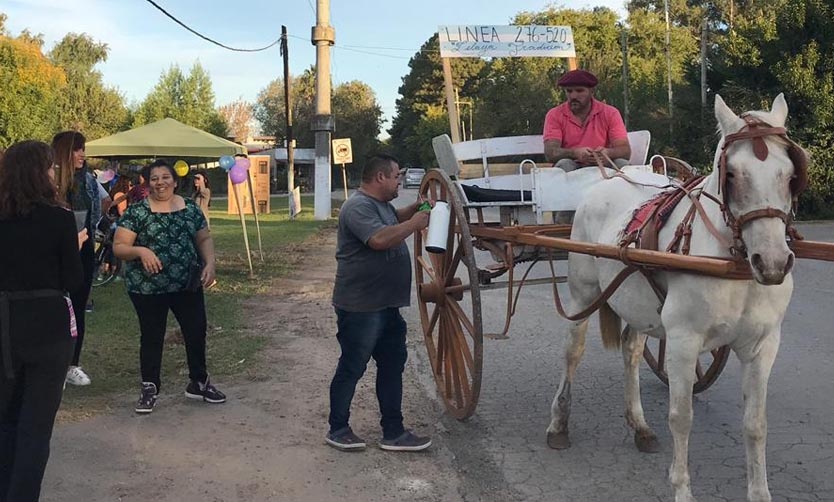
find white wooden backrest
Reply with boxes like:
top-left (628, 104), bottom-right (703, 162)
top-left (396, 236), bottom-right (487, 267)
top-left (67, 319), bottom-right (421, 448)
top-left (433, 131), bottom-right (652, 177)
top-left (627, 130), bottom-right (651, 165)
top-left (432, 134), bottom-right (543, 177)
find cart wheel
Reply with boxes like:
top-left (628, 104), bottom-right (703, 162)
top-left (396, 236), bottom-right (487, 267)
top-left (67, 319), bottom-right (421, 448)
top-left (641, 330), bottom-right (730, 394)
top-left (414, 169), bottom-right (483, 420)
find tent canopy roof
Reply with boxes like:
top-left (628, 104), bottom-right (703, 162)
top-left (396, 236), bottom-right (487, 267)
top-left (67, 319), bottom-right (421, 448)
top-left (86, 118), bottom-right (246, 158)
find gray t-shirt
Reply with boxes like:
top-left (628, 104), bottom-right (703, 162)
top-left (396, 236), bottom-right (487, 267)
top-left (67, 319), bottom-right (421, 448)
top-left (332, 191), bottom-right (411, 312)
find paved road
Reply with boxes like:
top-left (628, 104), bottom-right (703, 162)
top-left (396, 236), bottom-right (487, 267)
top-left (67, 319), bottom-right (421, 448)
top-left (395, 188), bottom-right (834, 502)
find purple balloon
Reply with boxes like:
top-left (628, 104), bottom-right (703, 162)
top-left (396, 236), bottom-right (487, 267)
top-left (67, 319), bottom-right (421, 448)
top-left (234, 157), bottom-right (251, 170)
top-left (229, 165), bottom-right (248, 185)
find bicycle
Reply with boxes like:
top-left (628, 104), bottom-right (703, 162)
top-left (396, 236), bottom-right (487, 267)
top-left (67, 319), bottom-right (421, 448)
top-left (92, 214), bottom-right (122, 287)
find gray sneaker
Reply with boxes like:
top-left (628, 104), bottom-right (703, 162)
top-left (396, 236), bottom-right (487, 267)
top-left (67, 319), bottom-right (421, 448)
top-left (379, 430), bottom-right (432, 451)
top-left (325, 427), bottom-right (366, 451)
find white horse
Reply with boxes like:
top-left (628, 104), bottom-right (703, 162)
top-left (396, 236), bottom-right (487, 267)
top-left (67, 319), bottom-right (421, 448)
top-left (546, 94), bottom-right (808, 502)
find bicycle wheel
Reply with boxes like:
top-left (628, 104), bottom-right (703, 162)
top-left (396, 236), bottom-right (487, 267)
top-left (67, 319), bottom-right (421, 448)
top-left (92, 242), bottom-right (118, 287)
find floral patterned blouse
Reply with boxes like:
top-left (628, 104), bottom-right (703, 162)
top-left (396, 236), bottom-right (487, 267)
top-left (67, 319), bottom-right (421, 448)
top-left (118, 198), bottom-right (207, 294)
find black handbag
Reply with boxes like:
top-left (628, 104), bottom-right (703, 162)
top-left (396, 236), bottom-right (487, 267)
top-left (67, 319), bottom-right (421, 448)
top-left (184, 262), bottom-right (204, 292)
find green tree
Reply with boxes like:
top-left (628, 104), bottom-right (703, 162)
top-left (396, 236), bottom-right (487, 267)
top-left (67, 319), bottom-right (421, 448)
top-left (332, 80), bottom-right (383, 184)
top-left (388, 35), bottom-right (485, 166)
top-left (254, 69), bottom-right (383, 183)
top-left (705, 0), bottom-right (834, 215)
top-left (252, 67), bottom-right (317, 147)
top-left (0, 23), bottom-right (66, 147)
top-left (49, 33), bottom-right (129, 139)
top-left (133, 62), bottom-right (227, 137)
top-left (218, 99), bottom-right (254, 141)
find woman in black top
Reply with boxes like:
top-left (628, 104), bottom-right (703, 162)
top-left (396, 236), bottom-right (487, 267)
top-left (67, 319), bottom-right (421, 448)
top-left (0, 140), bottom-right (85, 501)
top-left (52, 131), bottom-right (96, 387)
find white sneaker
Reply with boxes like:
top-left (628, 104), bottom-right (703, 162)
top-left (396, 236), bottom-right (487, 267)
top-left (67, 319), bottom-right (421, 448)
top-left (66, 366), bottom-right (91, 386)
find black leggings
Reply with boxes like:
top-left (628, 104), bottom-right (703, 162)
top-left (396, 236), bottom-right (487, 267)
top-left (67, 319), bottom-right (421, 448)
top-left (128, 290), bottom-right (209, 391)
top-left (0, 336), bottom-right (73, 501)
top-left (69, 239), bottom-right (95, 366)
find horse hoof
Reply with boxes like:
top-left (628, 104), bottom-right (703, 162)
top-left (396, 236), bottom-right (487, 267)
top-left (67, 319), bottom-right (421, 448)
top-left (547, 431), bottom-right (571, 449)
top-left (634, 431), bottom-right (660, 453)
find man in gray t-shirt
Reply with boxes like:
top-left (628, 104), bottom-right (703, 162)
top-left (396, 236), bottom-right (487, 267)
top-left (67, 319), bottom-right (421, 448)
top-left (326, 154), bottom-right (433, 452)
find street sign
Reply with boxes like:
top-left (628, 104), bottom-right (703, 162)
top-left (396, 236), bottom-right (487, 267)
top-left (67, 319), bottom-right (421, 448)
top-left (332, 138), bottom-right (353, 165)
top-left (438, 25), bottom-right (575, 58)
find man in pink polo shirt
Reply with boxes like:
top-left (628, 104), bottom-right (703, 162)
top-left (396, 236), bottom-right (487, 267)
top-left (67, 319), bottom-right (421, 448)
top-left (543, 69), bottom-right (630, 172)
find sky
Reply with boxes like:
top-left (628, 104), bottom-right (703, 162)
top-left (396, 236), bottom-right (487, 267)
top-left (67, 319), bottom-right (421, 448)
top-left (3, 0), bottom-right (627, 136)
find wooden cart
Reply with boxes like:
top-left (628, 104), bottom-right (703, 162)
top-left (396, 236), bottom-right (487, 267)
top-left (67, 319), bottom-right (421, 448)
top-left (413, 134), bottom-right (834, 420)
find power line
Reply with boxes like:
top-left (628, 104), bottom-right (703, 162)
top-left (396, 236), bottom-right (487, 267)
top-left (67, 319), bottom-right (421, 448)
top-left (143, 0), bottom-right (281, 52)
top-left (286, 34), bottom-right (438, 56)
top-left (335, 46), bottom-right (411, 60)
top-left (306, 0), bottom-right (316, 15)
top-left (342, 44), bottom-right (439, 53)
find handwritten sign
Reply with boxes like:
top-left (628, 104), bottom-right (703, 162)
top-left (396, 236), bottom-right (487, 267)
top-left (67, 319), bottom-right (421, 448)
top-left (438, 25), bottom-right (575, 58)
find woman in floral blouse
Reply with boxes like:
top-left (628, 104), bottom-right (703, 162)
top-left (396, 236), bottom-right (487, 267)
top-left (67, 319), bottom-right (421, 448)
top-left (113, 159), bottom-right (225, 414)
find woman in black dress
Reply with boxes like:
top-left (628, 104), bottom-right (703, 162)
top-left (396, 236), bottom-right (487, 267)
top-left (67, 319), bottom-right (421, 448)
top-left (0, 140), bottom-right (85, 501)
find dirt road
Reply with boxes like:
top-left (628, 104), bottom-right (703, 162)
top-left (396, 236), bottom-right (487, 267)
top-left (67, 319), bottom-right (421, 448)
top-left (43, 229), bottom-right (473, 502)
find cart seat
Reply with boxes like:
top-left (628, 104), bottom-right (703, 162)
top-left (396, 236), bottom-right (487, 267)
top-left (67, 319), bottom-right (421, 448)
top-left (461, 184), bottom-right (533, 203)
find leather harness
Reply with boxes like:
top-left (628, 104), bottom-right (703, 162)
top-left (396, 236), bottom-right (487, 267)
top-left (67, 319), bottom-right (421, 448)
top-left (550, 119), bottom-right (809, 320)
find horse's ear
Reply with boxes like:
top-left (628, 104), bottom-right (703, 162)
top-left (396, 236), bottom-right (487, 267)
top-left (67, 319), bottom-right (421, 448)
top-left (714, 94), bottom-right (741, 135)
top-left (770, 93), bottom-right (788, 127)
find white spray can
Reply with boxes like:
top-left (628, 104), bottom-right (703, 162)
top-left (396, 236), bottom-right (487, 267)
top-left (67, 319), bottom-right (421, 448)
top-left (425, 200), bottom-right (451, 253)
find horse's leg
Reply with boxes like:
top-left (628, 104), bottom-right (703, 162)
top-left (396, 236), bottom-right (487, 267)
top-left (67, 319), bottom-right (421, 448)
top-left (665, 331), bottom-right (701, 502)
top-left (546, 318), bottom-right (589, 449)
top-left (739, 332), bottom-right (780, 502)
top-left (622, 328), bottom-right (659, 453)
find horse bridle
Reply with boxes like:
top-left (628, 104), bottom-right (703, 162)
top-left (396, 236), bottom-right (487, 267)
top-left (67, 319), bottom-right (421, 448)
top-left (714, 115), bottom-right (809, 256)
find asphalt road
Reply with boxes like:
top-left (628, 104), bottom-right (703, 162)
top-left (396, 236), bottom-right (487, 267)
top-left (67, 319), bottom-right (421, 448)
top-left (395, 187), bottom-right (834, 502)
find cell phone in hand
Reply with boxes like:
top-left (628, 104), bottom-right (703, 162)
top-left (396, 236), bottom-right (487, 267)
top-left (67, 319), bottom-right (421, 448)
top-left (73, 210), bottom-right (88, 232)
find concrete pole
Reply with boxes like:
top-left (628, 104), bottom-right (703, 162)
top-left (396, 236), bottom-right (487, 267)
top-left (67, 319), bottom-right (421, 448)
top-left (312, 0), bottom-right (335, 220)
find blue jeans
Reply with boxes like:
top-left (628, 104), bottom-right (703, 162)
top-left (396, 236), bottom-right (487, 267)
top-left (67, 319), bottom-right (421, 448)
top-left (328, 307), bottom-right (407, 440)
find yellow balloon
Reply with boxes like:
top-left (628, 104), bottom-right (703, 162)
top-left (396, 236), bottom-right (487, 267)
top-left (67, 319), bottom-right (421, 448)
top-left (174, 160), bottom-right (189, 177)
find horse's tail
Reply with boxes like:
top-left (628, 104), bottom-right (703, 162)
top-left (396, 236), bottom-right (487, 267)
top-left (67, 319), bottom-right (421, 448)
top-left (599, 302), bottom-right (622, 350)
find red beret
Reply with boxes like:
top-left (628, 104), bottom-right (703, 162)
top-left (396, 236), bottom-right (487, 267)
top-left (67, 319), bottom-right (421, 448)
top-left (557, 70), bottom-right (598, 88)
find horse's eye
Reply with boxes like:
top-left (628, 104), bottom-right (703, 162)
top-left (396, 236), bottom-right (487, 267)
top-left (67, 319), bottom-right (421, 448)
top-left (726, 172), bottom-right (735, 179)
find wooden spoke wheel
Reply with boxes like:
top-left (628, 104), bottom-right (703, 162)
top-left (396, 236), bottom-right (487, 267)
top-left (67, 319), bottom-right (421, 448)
top-left (641, 331), bottom-right (731, 394)
top-left (414, 169), bottom-right (483, 420)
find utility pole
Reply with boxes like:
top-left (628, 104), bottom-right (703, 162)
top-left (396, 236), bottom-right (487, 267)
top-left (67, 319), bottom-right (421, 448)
top-left (281, 26), bottom-right (296, 218)
top-left (700, 18), bottom-right (708, 112)
top-left (312, 0), bottom-right (335, 220)
top-left (621, 26), bottom-right (630, 130)
top-left (664, 0), bottom-right (674, 142)
top-left (454, 90), bottom-right (474, 141)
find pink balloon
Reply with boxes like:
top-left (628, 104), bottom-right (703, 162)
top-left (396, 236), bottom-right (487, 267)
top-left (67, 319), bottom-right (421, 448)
top-left (234, 157), bottom-right (250, 170)
top-left (229, 165), bottom-right (248, 185)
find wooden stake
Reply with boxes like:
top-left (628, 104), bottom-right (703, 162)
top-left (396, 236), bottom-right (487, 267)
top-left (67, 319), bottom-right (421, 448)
top-left (245, 170), bottom-right (264, 262)
top-left (232, 182), bottom-right (254, 276)
top-left (441, 57), bottom-right (461, 143)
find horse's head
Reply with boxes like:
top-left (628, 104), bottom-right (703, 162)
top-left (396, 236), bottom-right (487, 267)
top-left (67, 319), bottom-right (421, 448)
top-left (713, 93), bottom-right (809, 285)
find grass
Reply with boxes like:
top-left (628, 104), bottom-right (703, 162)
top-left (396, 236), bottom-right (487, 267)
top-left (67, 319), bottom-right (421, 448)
top-left (61, 194), bottom-right (331, 413)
